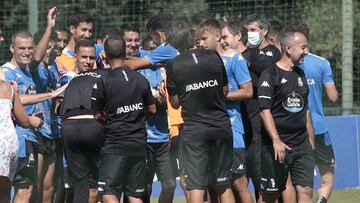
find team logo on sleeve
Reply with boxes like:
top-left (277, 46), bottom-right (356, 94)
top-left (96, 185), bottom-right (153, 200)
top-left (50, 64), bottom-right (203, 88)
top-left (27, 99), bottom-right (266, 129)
top-left (266, 51), bottom-right (273, 57)
top-left (282, 91), bottom-right (304, 113)
top-left (260, 81), bottom-right (270, 87)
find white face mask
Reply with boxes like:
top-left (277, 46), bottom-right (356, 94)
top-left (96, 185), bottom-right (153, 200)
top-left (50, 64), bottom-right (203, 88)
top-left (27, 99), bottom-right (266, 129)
top-left (247, 31), bottom-right (262, 47)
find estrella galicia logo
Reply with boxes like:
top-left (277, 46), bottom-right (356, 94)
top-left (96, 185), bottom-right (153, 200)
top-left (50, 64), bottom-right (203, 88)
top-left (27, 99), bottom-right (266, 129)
top-left (26, 85), bottom-right (37, 95)
top-left (282, 91), bottom-right (304, 113)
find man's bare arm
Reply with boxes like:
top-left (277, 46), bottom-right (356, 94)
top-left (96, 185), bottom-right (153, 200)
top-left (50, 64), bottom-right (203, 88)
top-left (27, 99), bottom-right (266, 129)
top-left (223, 84), bottom-right (229, 97)
top-left (306, 109), bottom-right (315, 149)
top-left (145, 103), bottom-right (157, 120)
top-left (168, 95), bottom-right (180, 109)
top-left (20, 83), bottom-right (67, 105)
top-left (124, 57), bottom-right (153, 70)
top-left (29, 7), bottom-right (57, 70)
top-left (260, 109), bottom-right (291, 163)
top-left (324, 83), bottom-right (338, 103)
top-left (226, 81), bottom-right (253, 101)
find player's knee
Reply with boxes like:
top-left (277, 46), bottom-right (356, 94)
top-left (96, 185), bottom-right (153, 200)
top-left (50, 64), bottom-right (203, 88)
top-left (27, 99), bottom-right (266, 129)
top-left (43, 183), bottom-right (54, 194)
top-left (16, 187), bottom-right (33, 199)
top-left (296, 185), bottom-right (313, 197)
top-left (233, 177), bottom-right (248, 191)
top-left (161, 179), bottom-right (176, 194)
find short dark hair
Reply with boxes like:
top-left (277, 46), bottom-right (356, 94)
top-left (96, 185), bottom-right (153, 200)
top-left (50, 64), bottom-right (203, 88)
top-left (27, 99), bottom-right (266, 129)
top-left (120, 23), bottom-right (140, 36)
top-left (34, 29), bottom-right (57, 45)
top-left (11, 30), bottom-right (33, 44)
top-left (53, 24), bottom-right (67, 33)
top-left (75, 39), bottom-right (95, 54)
top-left (279, 25), bottom-right (307, 49)
top-left (245, 14), bottom-right (270, 31)
top-left (286, 22), bottom-right (310, 40)
top-left (268, 20), bottom-right (283, 38)
top-left (141, 31), bottom-right (161, 49)
top-left (68, 10), bottom-right (94, 28)
top-left (104, 35), bottom-right (126, 60)
top-left (166, 19), bottom-right (193, 52)
top-left (146, 13), bottom-right (173, 33)
top-left (99, 26), bottom-right (121, 41)
top-left (224, 17), bottom-right (248, 45)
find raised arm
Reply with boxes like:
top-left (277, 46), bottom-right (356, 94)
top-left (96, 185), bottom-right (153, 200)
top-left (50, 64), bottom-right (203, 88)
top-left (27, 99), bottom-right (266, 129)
top-left (29, 7), bottom-right (57, 70)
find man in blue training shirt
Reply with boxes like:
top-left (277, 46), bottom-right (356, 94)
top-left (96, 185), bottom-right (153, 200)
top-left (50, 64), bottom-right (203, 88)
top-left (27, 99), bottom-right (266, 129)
top-left (31, 28), bottom-right (61, 203)
top-left (122, 14), bottom-right (178, 203)
top-left (286, 22), bottom-right (338, 203)
top-left (198, 18), bottom-right (254, 203)
top-left (138, 47), bottom-right (176, 203)
top-left (3, 7), bottom-right (66, 203)
top-left (124, 14), bottom-right (178, 70)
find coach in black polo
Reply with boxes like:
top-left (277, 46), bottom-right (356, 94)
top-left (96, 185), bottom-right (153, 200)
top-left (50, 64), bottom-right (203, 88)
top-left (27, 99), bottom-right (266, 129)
top-left (257, 28), bottom-right (315, 203)
top-left (96, 35), bottom-right (156, 203)
top-left (165, 19), bottom-right (235, 203)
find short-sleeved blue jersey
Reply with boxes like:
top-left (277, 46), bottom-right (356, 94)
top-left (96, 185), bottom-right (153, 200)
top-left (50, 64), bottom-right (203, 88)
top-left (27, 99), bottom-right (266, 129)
top-left (144, 43), bottom-right (178, 65)
top-left (299, 53), bottom-right (335, 135)
top-left (31, 63), bottom-right (62, 139)
top-left (47, 63), bottom-right (63, 138)
top-left (222, 52), bottom-right (251, 148)
top-left (3, 62), bottom-right (49, 156)
top-left (138, 50), bottom-right (169, 143)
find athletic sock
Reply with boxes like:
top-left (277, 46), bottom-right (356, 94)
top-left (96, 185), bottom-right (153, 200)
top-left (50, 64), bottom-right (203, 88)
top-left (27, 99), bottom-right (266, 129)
top-left (316, 196), bottom-right (327, 203)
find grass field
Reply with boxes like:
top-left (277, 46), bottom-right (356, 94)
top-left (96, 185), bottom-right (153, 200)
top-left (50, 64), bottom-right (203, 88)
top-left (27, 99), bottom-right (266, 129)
top-left (150, 188), bottom-right (360, 203)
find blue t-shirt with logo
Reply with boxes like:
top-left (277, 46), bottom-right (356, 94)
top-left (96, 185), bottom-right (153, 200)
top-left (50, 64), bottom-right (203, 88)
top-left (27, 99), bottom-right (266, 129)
top-left (31, 64), bottom-right (59, 139)
top-left (139, 50), bottom-right (169, 143)
top-left (299, 53), bottom-right (334, 135)
top-left (3, 62), bottom-right (49, 157)
top-left (222, 52), bottom-right (251, 148)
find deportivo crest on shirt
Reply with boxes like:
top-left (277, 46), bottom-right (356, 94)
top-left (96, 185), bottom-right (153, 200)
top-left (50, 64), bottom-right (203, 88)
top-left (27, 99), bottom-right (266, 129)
top-left (282, 91), bottom-right (304, 113)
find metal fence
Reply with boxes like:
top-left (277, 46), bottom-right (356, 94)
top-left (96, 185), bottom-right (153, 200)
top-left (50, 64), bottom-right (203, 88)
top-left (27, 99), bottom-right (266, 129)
top-left (0, 0), bottom-right (359, 115)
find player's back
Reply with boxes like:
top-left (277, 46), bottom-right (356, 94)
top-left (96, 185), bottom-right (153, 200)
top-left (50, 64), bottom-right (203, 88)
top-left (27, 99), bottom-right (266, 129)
top-left (166, 49), bottom-right (230, 140)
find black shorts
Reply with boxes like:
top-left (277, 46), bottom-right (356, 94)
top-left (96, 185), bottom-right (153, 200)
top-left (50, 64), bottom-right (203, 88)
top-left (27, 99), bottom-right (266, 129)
top-left (13, 140), bottom-right (36, 188)
top-left (231, 148), bottom-right (246, 180)
top-left (245, 141), bottom-right (261, 190)
top-left (98, 154), bottom-right (146, 198)
top-left (146, 142), bottom-right (175, 183)
top-left (261, 140), bottom-right (315, 194)
top-left (179, 135), bottom-right (233, 190)
top-left (61, 119), bottom-right (105, 188)
top-left (33, 131), bottom-right (56, 158)
top-left (314, 133), bottom-right (335, 167)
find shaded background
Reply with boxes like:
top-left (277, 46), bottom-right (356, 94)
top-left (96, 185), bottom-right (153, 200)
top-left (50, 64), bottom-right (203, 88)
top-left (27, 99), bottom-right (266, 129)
top-left (0, 0), bottom-right (359, 115)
